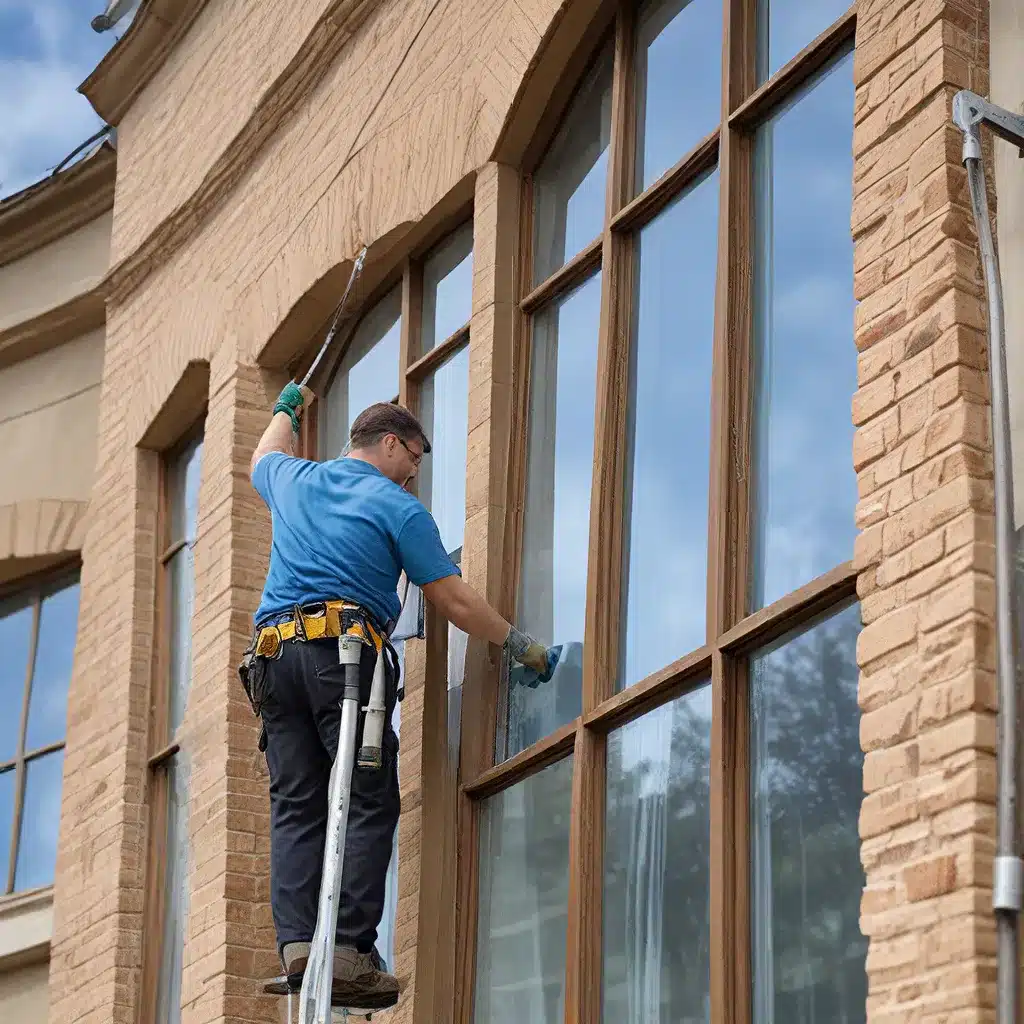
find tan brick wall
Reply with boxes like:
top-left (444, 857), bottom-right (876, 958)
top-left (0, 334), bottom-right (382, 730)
top-left (851, 1), bottom-right (997, 1020)
top-left (47, 1), bottom-right (1002, 1024)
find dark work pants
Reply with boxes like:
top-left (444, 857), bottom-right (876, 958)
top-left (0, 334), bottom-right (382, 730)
top-left (260, 636), bottom-right (400, 960)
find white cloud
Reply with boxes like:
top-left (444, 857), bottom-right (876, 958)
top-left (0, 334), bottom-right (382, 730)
top-left (0, 0), bottom-right (123, 200)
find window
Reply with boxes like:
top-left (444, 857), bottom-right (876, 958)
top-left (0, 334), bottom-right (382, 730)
top-left (322, 284), bottom-right (403, 458)
top-left (142, 429), bottom-right (203, 1024)
top-left (467, 3), bottom-right (862, 1023)
top-left (0, 571), bottom-right (79, 895)
top-left (315, 220), bottom-right (475, 970)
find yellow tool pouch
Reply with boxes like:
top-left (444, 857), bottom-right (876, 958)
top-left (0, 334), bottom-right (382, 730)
top-left (239, 599), bottom-right (388, 752)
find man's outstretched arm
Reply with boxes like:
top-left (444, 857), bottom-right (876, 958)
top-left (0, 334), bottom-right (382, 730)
top-left (421, 573), bottom-right (549, 673)
top-left (250, 383), bottom-right (314, 477)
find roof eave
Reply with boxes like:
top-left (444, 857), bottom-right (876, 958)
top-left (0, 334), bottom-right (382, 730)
top-left (0, 142), bottom-right (117, 269)
top-left (79, 0), bottom-right (212, 126)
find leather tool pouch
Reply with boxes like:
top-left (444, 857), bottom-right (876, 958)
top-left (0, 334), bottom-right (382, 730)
top-left (238, 636), bottom-right (274, 752)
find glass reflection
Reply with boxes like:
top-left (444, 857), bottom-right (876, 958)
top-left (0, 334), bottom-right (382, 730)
top-left (0, 596), bottom-right (33, 762)
top-left (751, 601), bottom-right (866, 1024)
top-left (25, 579), bottom-right (80, 753)
top-left (14, 748), bottom-right (64, 891)
top-left (507, 272), bottom-right (602, 760)
top-left (169, 434), bottom-right (203, 544)
top-left (156, 751), bottom-right (191, 1024)
top-left (757, 0), bottom-right (852, 83)
top-left (0, 766), bottom-right (14, 888)
top-left (750, 51), bottom-right (856, 611)
top-left (473, 756), bottom-right (573, 1024)
top-left (324, 286), bottom-right (403, 458)
top-left (533, 44), bottom-right (613, 284)
top-left (419, 345), bottom-right (470, 556)
top-left (635, 0), bottom-right (722, 191)
top-left (620, 169), bottom-right (718, 691)
top-left (422, 222), bottom-right (474, 352)
top-left (604, 683), bottom-right (712, 1023)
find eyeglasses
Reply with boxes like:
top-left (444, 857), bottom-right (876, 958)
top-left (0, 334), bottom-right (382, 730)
top-left (396, 436), bottom-right (423, 466)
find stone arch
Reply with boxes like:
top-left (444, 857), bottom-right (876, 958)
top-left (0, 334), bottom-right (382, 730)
top-left (490, 0), bottom-right (617, 170)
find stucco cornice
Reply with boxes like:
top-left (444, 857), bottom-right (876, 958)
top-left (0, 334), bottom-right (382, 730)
top-left (0, 499), bottom-right (89, 564)
top-left (0, 143), bottom-right (116, 269)
top-left (104, 0), bottom-right (381, 309)
top-left (0, 288), bottom-right (106, 373)
top-left (79, 0), bottom-right (213, 126)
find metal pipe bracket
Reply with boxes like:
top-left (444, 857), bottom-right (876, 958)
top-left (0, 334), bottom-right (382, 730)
top-left (993, 856), bottom-right (1024, 913)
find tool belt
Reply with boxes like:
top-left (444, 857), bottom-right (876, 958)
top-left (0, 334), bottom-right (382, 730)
top-left (238, 599), bottom-right (397, 752)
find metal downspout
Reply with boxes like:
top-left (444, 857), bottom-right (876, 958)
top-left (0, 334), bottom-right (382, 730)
top-left (953, 89), bottom-right (1024, 1024)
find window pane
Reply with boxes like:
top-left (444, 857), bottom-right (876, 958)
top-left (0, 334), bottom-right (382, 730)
top-left (757, 0), bottom-right (851, 83)
top-left (751, 601), bottom-right (866, 1023)
top-left (508, 272), bottom-right (601, 760)
top-left (167, 545), bottom-right (196, 739)
top-left (0, 766), bottom-right (14, 889)
top-left (604, 683), bottom-right (711, 1022)
top-left (168, 434), bottom-right (203, 545)
top-left (25, 579), bottom-right (80, 753)
top-left (419, 345), bottom-right (469, 556)
top-left (532, 44), bottom-right (613, 284)
top-left (635, 0), bottom-right (722, 192)
top-left (324, 286), bottom-right (403, 458)
top-left (422, 222), bottom-right (474, 353)
top-left (0, 596), bottom-right (33, 762)
top-left (473, 756), bottom-right (573, 1024)
top-left (620, 170), bottom-right (717, 691)
top-left (750, 52), bottom-right (856, 611)
top-left (14, 749), bottom-right (64, 891)
top-left (156, 752), bottom-right (191, 1024)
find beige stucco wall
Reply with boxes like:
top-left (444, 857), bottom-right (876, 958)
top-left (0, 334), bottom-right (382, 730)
top-left (0, 961), bottom-right (50, 1023)
top-left (992, 0), bottom-right (1024, 523)
top-left (0, 213), bottom-right (111, 332)
top-left (0, 890), bottom-right (53, 1024)
top-left (0, 328), bottom-right (104, 506)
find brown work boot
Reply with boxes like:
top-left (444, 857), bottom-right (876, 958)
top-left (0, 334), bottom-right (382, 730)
top-left (280, 943), bottom-right (399, 1009)
top-left (330, 946), bottom-right (400, 1009)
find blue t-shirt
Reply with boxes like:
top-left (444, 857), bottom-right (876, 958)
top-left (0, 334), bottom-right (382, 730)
top-left (251, 452), bottom-right (459, 630)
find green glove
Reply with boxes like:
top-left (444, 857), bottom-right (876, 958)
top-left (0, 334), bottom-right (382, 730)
top-left (273, 382), bottom-right (306, 432)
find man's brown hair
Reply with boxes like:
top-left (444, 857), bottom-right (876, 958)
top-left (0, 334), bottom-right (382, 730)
top-left (349, 402), bottom-right (431, 454)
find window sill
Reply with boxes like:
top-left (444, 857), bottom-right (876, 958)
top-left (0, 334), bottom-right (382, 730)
top-left (0, 886), bottom-right (53, 968)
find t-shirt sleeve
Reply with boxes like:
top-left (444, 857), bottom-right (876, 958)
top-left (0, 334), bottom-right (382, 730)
top-left (396, 507), bottom-right (461, 587)
top-left (251, 450), bottom-right (304, 507)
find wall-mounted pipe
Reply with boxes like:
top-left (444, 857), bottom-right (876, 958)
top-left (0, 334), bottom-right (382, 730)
top-left (953, 88), bottom-right (1024, 1024)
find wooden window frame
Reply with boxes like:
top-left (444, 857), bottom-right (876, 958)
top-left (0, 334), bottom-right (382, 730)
top-left (456, 4), bottom-right (860, 1024)
top-left (296, 218), bottom-right (475, 981)
top-left (139, 419), bottom-right (205, 1024)
top-left (0, 560), bottom-right (80, 899)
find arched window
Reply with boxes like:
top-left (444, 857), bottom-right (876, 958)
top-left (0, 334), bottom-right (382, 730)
top-left (315, 219), bottom-right (475, 971)
top-left (468, 2), bottom-right (862, 1023)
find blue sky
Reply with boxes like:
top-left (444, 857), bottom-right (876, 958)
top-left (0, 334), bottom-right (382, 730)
top-left (0, 0), bottom-right (133, 200)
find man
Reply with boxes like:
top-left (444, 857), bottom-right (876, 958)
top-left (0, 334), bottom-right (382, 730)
top-left (244, 381), bottom-right (550, 1010)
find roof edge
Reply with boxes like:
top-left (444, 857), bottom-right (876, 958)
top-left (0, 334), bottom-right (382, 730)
top-left (0, 142), bottom-right (117, 269)
top-left (79, 0), bottom-right (212, 126)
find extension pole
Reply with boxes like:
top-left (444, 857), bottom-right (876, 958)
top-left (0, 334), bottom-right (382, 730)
top-left (953, 89), bottom-right (1024, 1024)
top-left (299, 635), bottom-right (366, 1024)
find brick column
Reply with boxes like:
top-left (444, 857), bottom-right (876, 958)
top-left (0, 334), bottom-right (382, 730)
top-left (180, 355), bottom-right (285, 1024)
top-left (851, 2), bottom-right (997, 1021)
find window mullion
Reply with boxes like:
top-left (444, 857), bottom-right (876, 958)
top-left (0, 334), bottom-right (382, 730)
top-left (400, 257), bottom-right (423, 411)
top-left (7, 595), bottom-right (40, 894)
top-left (708, 3), bottom-right (756, 1024)
top-left (581, 1), bottom-right (636, 717)
top-left (710, 649), bottom-right (752, 1024)
top-left (565, 8), bottom-right (637, 1024)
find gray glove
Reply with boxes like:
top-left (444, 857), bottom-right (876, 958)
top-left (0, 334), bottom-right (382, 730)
top-left (504, 625), bottom-right (550, 675)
